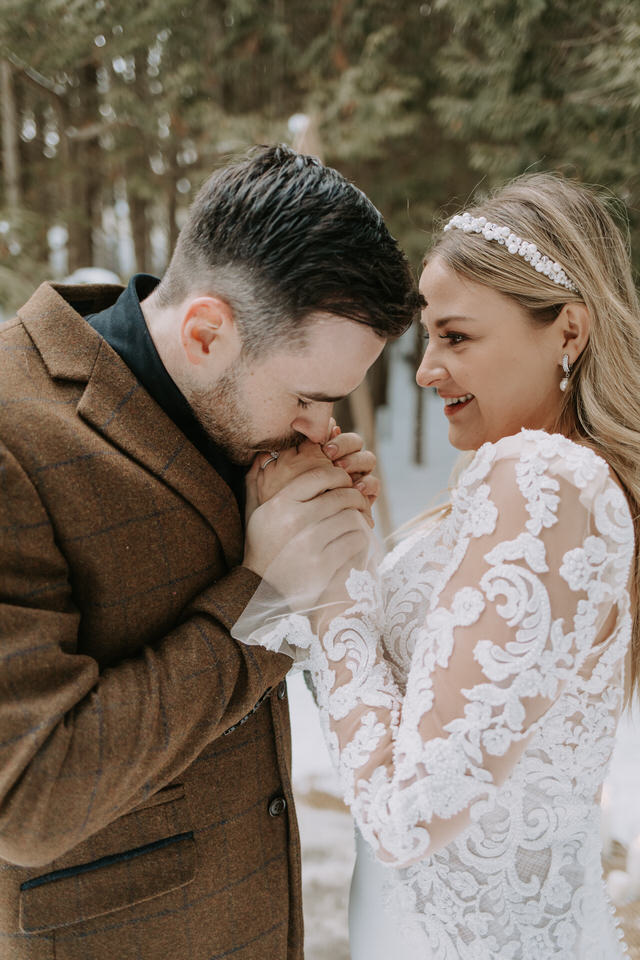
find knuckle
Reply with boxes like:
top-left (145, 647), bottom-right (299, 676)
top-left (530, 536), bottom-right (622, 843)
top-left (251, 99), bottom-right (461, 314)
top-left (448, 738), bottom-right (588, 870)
top-left (309, 465), bottom-right (330, 483)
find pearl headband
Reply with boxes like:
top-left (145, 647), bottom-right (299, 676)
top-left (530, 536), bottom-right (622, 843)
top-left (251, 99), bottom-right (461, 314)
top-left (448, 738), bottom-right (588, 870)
top-left (443, 212), bottom-right (579, 294)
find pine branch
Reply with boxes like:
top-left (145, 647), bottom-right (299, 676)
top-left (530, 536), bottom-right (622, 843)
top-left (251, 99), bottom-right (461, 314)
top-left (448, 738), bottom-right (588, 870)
top-left (1, 47), bottom-right (65, 97)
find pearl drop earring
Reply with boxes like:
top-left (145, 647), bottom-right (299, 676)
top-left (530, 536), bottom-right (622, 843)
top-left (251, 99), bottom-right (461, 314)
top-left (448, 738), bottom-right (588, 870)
top-left (559, 354), bottom-right (572, 392)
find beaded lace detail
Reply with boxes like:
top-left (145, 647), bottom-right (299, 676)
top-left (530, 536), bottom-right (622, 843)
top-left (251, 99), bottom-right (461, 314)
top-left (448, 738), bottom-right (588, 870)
top-left (237, 431), bottom-right (634, 958)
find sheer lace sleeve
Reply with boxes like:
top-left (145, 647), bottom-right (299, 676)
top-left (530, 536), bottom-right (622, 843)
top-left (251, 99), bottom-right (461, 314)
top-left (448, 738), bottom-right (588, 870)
top-left (298, 432), bottom-right (634, 867)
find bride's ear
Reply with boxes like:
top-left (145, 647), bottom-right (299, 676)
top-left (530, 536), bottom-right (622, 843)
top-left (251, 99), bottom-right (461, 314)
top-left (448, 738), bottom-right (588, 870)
top-left (557, 302), bottom-right (590, 362)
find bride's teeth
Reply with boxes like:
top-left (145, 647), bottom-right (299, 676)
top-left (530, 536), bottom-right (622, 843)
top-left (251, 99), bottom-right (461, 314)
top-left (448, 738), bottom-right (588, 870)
top-left (444, 393), bottom-right (474, 406)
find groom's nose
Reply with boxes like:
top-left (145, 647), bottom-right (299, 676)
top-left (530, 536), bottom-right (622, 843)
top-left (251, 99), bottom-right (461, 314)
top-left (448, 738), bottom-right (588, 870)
top-left (292, 404), bottom-right (333, 444)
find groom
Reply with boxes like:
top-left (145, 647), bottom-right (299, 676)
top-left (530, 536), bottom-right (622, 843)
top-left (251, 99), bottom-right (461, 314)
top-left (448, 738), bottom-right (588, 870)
top-left (0, 145), bottom-right (420, 959)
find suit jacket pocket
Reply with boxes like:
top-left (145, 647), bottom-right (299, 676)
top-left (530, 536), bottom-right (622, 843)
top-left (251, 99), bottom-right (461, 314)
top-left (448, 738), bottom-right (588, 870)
top-left (19, 788), bottom-right (196, 933)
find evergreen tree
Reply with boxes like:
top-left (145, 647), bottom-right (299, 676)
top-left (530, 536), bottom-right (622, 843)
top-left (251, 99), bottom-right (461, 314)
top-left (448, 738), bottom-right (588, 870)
top-left (1, 0), bottom-right (638, 315)
top-left (432, 0), bottom-right (640, 266)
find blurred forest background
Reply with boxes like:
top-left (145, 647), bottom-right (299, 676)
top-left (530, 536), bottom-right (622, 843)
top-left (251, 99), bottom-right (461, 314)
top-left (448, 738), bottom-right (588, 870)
top-left (1, 0), bottom-right (639, 317)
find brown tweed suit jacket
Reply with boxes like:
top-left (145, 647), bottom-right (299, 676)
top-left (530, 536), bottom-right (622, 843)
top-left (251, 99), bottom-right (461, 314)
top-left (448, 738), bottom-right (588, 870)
top-left (0, 282), bottom-right (302, 960)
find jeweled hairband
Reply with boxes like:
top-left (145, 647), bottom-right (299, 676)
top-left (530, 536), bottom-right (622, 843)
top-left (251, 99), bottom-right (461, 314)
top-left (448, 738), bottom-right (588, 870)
top-left (443, 212), bottom-right (579, 294)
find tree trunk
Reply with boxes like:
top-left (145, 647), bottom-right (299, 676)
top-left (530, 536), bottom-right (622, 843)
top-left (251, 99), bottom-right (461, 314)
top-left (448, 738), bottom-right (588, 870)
top-left (129, 191), bottom-right (150, 272)
top-left (66, 65), bottom-right (101, 270)
top-left (56, 96), bottom-right (76, 274)
top-left (127, 53), bottom-right (152, 273)
top-left (166, 144), bottom-right (179, 261)
top-left (1, 59), bottom-right (20, 209)
top-left (412, 323), bottom-right (425, 465)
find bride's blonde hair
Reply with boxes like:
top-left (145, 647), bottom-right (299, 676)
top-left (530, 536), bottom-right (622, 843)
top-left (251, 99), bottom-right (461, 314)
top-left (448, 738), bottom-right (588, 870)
top-left (425, 172), bottom-right (640, 703)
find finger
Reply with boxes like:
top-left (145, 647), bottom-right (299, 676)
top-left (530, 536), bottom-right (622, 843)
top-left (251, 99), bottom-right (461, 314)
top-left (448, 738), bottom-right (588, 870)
top-left (354, 474), bottom-right (380, 505)
top-left (248, 456), bottom-right (264, 479)
top-left (322, 430), bottom-right (365, 462)
top-left (259, 483), bottom-right (372, 560)
top-left (320, 510), bottom-right (371, 554)
top-left (322, 528), bottom-right (370, 576)
top-left (333, 450), bottom-right (377, 478)
top-left (268, 441), bottom-right (330, 474)
top-left (317, 519), bottom-right (371, 579)
top-left (256, 443), bottom-right (333, 503)
top-left (295, 485), bottom-right (373, 526)
top-left (245, 457), bottom-right (262, 518)
top-left (301, 508), bottom-right (370, 564)
top-left (278, 463), bottom-right (353, 503)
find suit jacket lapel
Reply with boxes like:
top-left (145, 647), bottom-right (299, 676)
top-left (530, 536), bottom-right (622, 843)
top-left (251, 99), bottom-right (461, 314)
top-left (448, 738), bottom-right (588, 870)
top-left (20, 282), bottom-right (244, 569)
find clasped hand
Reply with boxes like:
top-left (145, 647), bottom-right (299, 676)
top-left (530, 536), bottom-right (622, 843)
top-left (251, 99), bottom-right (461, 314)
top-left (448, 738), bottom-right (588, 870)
top-left (243, 428), bottom-right (376, 605)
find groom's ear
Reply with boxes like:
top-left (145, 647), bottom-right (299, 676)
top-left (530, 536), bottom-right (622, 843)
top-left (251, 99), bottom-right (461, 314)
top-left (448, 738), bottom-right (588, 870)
top-left (180, 296), bottom-right (238, 365)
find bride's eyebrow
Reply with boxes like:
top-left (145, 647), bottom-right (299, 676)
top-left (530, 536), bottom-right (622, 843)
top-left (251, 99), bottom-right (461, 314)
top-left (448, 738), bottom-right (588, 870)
top-left (431, 315), bottom-right (476, 328)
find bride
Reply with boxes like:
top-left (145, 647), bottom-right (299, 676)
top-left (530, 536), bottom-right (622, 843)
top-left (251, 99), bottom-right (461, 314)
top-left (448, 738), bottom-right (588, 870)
top-left (235, 173), bottom-right (640, 959)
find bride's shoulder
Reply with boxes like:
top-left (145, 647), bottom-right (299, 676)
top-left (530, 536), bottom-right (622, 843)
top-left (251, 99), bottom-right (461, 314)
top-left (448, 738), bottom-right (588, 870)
top-left (449, 429), bottom-right (632, 545)
top-left (459, 428), bottom-right (614, 493)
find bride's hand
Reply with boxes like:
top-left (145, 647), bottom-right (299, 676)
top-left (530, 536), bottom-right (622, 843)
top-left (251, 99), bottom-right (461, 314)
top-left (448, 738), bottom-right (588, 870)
top-left (246, 421), bottom-right (378, 507)
top-left (248, 438), bottom-right (375, 528)
top-left (322, 423), bottom-right (380, 506)
top-left (255, 440), bottom-right (338, 504)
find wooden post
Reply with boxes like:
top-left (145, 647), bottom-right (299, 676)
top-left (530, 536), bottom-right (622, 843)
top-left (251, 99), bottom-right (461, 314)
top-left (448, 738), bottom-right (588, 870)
top-left (412, 322), bottom-right (426, 465)
top-left (348, 380), bottom-right (392, 539)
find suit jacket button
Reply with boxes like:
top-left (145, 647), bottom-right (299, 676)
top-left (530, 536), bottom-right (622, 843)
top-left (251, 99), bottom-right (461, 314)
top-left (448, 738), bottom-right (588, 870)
top-left (268, 796), bottom-right (287, 817)
top-left (277, 680), bottom-right (287, 700)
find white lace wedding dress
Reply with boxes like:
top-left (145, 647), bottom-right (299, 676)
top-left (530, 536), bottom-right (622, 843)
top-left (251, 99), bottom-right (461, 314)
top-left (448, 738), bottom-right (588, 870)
top-left (234, 430), bottom-right (634, 959)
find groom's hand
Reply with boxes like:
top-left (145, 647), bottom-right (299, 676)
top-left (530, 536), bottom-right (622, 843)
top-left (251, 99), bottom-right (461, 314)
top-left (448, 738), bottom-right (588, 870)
top-left (243, 457), bottom-right (371, 590)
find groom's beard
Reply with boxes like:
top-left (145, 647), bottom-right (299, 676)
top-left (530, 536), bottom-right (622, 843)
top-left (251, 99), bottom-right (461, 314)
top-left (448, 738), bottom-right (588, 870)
top-left (186, 361), bottom-right (303, 465)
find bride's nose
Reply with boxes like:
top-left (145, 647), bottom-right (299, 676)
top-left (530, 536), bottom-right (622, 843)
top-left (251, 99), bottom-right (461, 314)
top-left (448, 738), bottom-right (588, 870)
top-left (416, 343), bottom-right (447, 389)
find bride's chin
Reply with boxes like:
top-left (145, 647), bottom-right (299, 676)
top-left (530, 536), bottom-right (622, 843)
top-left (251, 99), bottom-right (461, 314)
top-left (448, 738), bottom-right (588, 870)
top-left (448, 432), bottom-right (479, 452)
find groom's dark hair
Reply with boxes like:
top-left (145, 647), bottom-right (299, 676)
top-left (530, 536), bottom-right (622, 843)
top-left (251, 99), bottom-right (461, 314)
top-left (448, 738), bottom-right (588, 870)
top-left (156, 144), bottom-right (421, 355)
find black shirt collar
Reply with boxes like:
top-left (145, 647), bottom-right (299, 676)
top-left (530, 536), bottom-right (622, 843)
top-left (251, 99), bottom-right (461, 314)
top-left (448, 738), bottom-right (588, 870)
top-left (86, 274), bottom-right (246, 509)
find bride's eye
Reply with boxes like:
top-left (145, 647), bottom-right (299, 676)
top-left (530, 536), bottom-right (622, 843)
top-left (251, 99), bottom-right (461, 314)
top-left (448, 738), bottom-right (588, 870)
top-left (439, 331), bottom-right (467, 345)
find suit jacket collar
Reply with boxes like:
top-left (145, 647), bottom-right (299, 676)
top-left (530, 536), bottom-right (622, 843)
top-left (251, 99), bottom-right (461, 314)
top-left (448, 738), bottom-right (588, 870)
top-left (19, 282), bottom-right (244, 568)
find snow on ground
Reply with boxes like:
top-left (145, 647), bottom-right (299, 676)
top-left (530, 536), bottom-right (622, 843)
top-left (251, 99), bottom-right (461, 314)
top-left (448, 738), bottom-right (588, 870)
top-left (290, 337), bottom-right (640, 957)
top-left (297, 798), bottom-right (354, 960)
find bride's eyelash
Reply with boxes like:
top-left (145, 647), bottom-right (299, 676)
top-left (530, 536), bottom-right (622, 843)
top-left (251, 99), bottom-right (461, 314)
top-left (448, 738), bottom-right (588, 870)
top-left (421, 330), bottom-right (467, 345)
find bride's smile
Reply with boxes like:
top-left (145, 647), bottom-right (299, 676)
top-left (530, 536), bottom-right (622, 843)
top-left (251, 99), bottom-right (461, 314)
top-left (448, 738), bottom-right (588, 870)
top-left (441, 392), bottom-right (475, 414)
